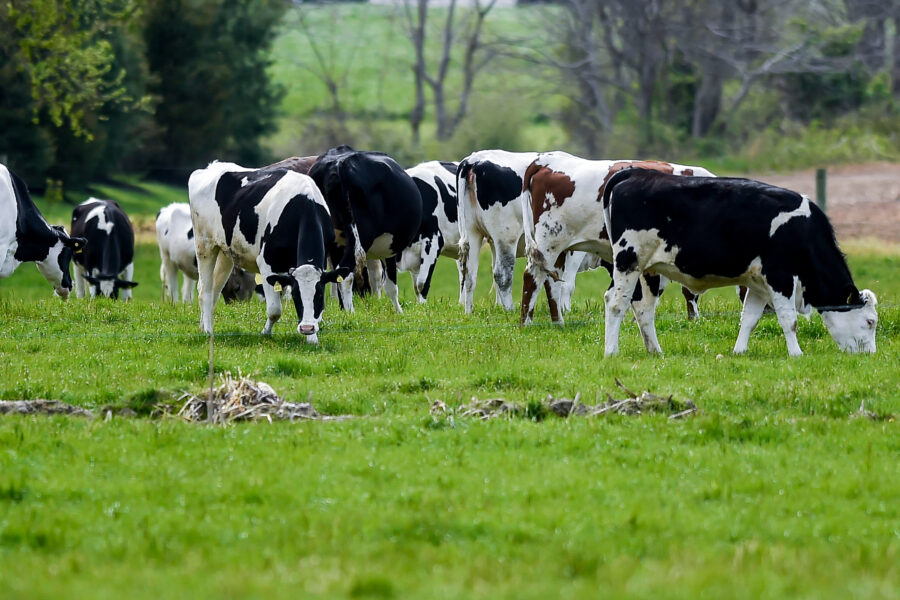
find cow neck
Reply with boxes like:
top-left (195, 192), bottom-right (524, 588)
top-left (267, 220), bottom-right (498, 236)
top-left (800, 228), bottom-right (859, 312)
top-left (12, 172), bottom-right (57, 260)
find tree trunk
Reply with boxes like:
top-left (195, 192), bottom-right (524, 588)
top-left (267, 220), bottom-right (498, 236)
top-left (691, 66), bottom-right (723, 138)
top-left (409, 0), bottom-right (428, 146)
top-left (893, 17), bottom-right (900, 97)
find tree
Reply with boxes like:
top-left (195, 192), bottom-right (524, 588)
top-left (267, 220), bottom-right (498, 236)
top-left (400, 0), bottom-right (498, 144)
top-left (143, 0), bottom-right (286, 178)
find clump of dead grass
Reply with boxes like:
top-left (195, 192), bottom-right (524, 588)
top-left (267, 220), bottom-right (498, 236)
top-left (430, 379), bottom-right (698, 421)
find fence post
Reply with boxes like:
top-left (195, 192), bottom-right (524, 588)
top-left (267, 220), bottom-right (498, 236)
top-left (815, 168), bottom-right (827, 212)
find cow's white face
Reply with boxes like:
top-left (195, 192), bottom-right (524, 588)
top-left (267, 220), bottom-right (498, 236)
top-left (820, 289), bottom-right (878, 353)
top-left (290, 264), bottom-right (327, 344)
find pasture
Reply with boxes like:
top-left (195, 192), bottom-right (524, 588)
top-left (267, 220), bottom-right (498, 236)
top-left (1, 180), bottom-right (898, 598)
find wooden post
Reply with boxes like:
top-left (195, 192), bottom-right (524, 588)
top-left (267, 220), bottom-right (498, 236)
top-left (815, 168), bottom-right (827, 212)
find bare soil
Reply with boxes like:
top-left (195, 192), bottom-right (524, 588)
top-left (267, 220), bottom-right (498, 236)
top-left (751, 163), bottom-right (900, 243)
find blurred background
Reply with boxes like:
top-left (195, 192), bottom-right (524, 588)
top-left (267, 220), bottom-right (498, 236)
top-left (1, 0), bottom-right (898, 192)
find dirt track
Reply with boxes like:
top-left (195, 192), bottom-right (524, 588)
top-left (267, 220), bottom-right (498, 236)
top-left (752, 163), bottom-right (900, 243)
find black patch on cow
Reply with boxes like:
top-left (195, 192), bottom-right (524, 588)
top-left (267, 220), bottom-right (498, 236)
top-left (605, 169), bottom-right (862, 309)
top-left (434, 175), bottom-right (457, 224)
top-left (70, 199), bottom-right (135, 281)
top-left (615, 248), bottom-right (638, 272)
top-left (10, 169), bottom-right (58, 263)
top-left (309, 147), bottom-right (423, 270)
top-left (469, 161), bottom-right (523, 210)
top-left (187, 227), bottom-right (193, 239)
top-left (214, 169), bottom-right (287, 247)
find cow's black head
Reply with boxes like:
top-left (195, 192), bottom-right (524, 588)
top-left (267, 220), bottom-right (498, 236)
top-left (37, 226), bottom-right (86, 300)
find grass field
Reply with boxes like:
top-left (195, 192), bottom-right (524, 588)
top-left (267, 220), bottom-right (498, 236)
top-left (1, 182), bottom-right (898, 598)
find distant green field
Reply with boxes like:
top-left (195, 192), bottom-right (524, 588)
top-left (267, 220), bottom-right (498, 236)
top-left (1, 178), bottom-right (898, 598)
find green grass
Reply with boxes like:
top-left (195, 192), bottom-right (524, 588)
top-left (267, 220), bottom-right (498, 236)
top-left (2, 179), bottom-right (899, 597)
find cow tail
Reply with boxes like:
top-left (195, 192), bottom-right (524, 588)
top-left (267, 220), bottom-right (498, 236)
top-left (520, 161), bottom-right (543, 273)
top-left (456, 161), bottom-right (473, 282)
top-left (601, 167), bottom-right (638, 247)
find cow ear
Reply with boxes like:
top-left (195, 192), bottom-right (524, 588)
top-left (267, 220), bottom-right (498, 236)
top-left (266, 274), bottom-right (292, 288)
top-left (321, 267), bottom-right (349, 284)
top-left (61, 236), bottom-right (86, 251)
top-left (859, 289), bottom-right (877, 306)
top-left (118, 280), bottom-right (139, 289)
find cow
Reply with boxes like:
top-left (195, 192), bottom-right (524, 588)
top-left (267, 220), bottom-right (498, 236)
top-left (156, 203), bottom-right (258, 303)
top-left (0, 163), bottom-right (85, 298)
top-left (189, 161), bottom-right (341, 342)
top-left (71, 198), bottom-right (138, 300)
top-left (601, 168), bottom-right (878, 356)
top-left (398, 160), bottom-right (460, 302)
top-left (520, 152), bottom-right (715, 345)
top-left (456, 149), bottom-right (538, 313)
top-left (308, 145), bottom-right (423, 313)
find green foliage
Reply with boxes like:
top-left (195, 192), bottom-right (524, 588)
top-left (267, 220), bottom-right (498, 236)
top-left (143, 0), bottom-right (287, 178)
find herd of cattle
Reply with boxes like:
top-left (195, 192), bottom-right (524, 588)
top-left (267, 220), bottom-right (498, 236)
top-left (0, 145), bottom-right (879, 355)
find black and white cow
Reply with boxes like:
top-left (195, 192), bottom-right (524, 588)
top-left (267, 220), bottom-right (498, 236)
top-left (399, 160), bottom-right (460, 302)
top-left (71, 198), bottom-right (138, 300)
top-left (308, 145), bottom-right (423, 313)
top-left (456, 149), bottom-right (537, 313)
top-left (188, 161), bottom-right (340, 342)
top-left (0, 163), bottom-right (84, 297)
top-left (601, 168), bottom-right (878, 356)
top-left (156, 202), bottom-right (257, 303)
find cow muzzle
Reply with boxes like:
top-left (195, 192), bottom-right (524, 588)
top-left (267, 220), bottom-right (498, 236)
top-left (298, 323), bottom-right (318, 336)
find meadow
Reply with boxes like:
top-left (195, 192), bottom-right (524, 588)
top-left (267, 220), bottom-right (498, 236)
top-left (0, 180), bottom-right (898, 598)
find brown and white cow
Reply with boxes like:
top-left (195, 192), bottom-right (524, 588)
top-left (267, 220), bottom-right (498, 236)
top-left (520, 152), bottom-right (714, 349)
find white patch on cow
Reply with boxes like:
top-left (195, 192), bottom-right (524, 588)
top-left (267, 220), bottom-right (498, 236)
top-left (0, 165), bottom-right (21, 278)
top-left (769, 195), bottom-right (811, 237)
top-left (367, 232), bottom-right (394, 259)
top-left (291, 264), bottom-right (323, 342)
top-left (820, 289), bottom-right (878, 353)
top-left (82, 200), bottom-right (115, 235)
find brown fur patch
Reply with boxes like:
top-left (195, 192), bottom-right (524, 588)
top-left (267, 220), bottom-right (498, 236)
top-left (597, 160), bottom-right (675, 203)
top-left (263, 155), bottom-right (319, 175)
top-left (526, 164), bottom-right (577, 224)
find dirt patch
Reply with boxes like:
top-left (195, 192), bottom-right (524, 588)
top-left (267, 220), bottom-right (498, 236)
top-left (0, 400), bottom-right (94, 418)
top-left (751, 163), bottom-right (900, 243)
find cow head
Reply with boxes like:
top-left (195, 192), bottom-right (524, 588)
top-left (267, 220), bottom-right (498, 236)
top-left (35, 226), bottom-right (86, 300)
top-left (820, 288), bottom-right (878, 353)
top-left (267, 265), bottom-right (348, 344)
top-left (83, 273), bottom-right (139, 300)
top-left (222, 268), bottom-right (257, 303)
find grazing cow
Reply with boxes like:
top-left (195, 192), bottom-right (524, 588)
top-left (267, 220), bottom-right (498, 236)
top-left (189, 161), bottom-right (341, 341)
top-left (0, 163), bottom-right (85, 297)
top-left (520, 152), bottom-right (714, 341)
top-left (71, 198), bottom-right (138, 300)
top-left (601, 168), bottom-right (878, 356)
top-left (399, 160), bottom-right (460, 302)
top-left (308, 145), bottom-right (423, 313)
top-left (156, 202), bottom-right (261, 303)
top-left (456, 149), bottom-right (537, 313)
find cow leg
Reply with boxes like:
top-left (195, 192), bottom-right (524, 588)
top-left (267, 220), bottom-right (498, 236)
top-left (733, 288), bottom-right (768, 354)
top-left (553, 251), bottom-right (583, 314)
top-left (631, 274), bottom-right (664, 354)
top-left (256, 265), bottom-right (283, 336)
top-left (73, 263), bottom-right (87, 299)
top-left (520, 261), bottom-right (545, 325)
top-left (366, 259), bottom-right (384, 298)
top-left (682, 286), bottom-right (700, 320)
top-left (383, 257), bottom-right (403, 313)
top-left (459, 232), bottom-right (483, 313)
top-left (182, 275), bottom-right (196, 303)
top-left (119, 262), bottom-right (135, 301)
top-left (196, 245), bottom-right (219, 334)
top-left (542, 280), bottom-right (563, 325)
top-left (770, 291), bottom-right (802, 357)
top-left (492, 241), bottom-right (517, 311)
top-left (338, 273), bottom-right (355, 313)
top-left (604, 269), bottom-right (642, 357)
